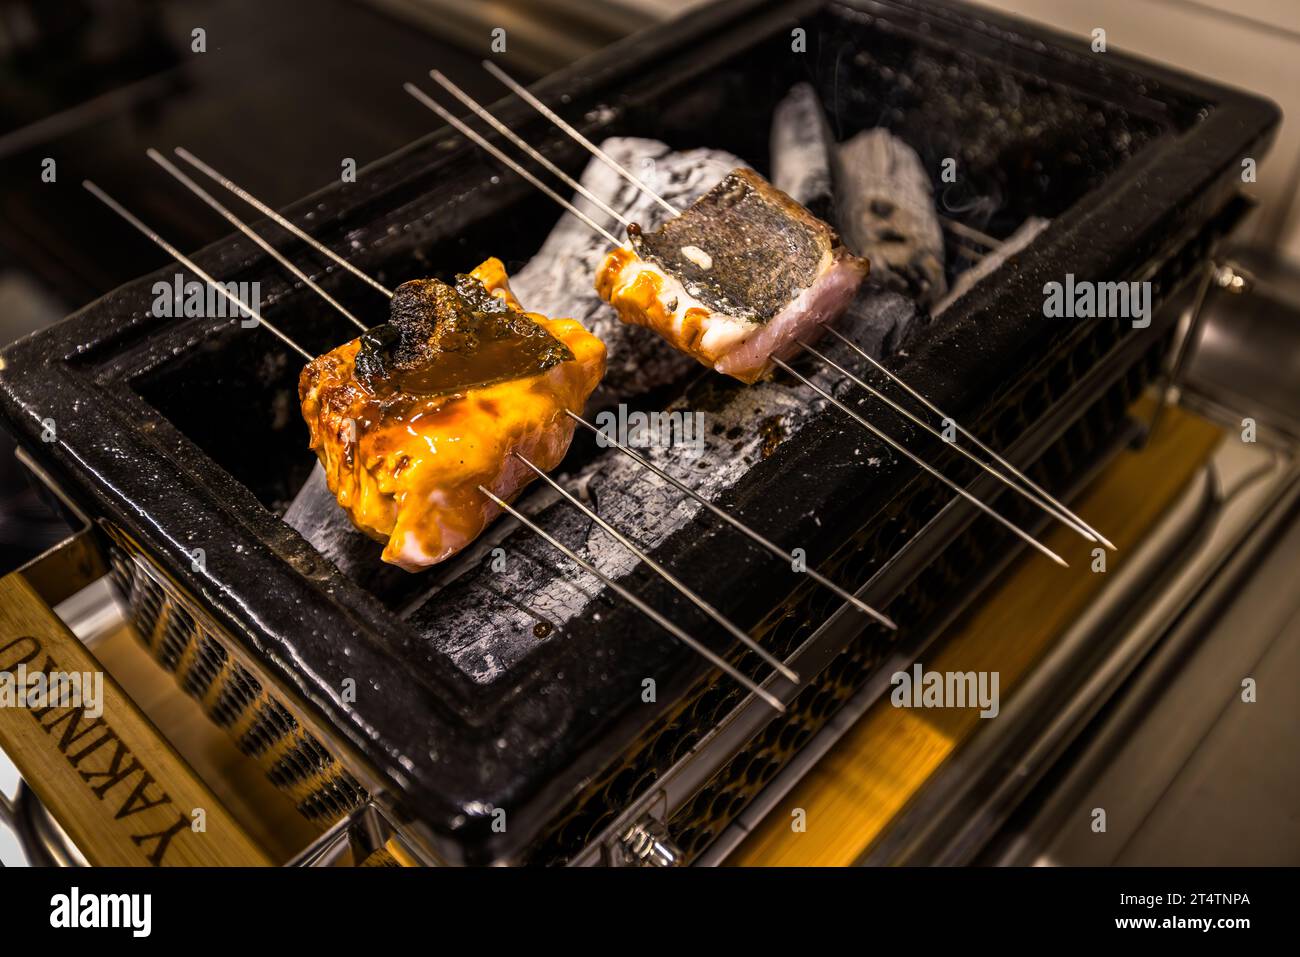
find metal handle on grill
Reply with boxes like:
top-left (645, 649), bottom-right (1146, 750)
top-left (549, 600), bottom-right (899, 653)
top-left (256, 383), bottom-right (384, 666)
top-left (618, 817), bottom-right (682, 867)
top-left (0, 531), bottom-right (271, 866)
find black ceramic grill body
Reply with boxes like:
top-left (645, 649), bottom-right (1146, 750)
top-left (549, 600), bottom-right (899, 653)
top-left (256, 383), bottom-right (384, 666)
top-left (0, 0), bottom-right (1278, 865)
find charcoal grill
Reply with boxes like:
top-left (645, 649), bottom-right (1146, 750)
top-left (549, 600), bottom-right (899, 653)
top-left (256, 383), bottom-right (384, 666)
top-left (0, 0), bottom-right (1278, 865)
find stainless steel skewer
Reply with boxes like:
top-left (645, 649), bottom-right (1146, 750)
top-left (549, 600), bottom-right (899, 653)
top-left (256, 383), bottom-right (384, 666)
top-left (444, 72), bottom-right (1065, 567)
top-left (135, 159), bottom-right (791, 700)
top-left (565, 410), bottom-right (897, 630)
top-left (147, 149), bottom-right (369, 333)
top-left (770, 356), bottom-right (1069, 567)
top-left (429, 70), bottom-right (632, 229)
top-left (403, 81), bottom-right (624, 249)
top-left (479, 485), bottom-right (787, 712)
top-left (172, 147), bottom-right (396, 299)
top-left (482, 60), bottom-right (681, 218)
top-left (83, 180), bottom-right (312, 361)
top-left (797, 339), bottom-right (1100, 546)
top-left (940, 216), bottom-right (1000, 252)
top-left (512, 451), bottom-right (800, 682)
top-left (819, 325), bottom-right (1116, 550)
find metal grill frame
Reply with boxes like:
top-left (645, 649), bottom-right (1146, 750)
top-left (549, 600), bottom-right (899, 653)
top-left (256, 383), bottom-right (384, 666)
top-left (561, 195), bottom-right (1244, 864)
top-left (0, 0), bottom-right (1280, 864)
top-left (101, 524), bottom-right (374, 825)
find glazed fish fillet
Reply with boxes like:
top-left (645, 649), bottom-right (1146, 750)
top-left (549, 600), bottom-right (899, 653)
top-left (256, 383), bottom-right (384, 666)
top-left (299, 258), bottom-right (606, 570)
top-left (596, 168), bottom-right (868, 384)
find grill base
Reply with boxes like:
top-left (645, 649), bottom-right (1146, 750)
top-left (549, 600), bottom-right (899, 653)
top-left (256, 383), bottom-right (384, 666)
top-left (546, 325), bottom-right (1173, 864)
top-left (105, 537), bottom-right (370, 827)
top-left (0, 0), bottom-right (1277, 865)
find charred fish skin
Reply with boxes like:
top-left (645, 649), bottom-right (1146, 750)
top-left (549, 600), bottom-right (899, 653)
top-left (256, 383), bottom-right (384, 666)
top-left (511, 137), bottom-right (740, 398)
top-left (597, 167), bottom-right (868, 384)
top-left (354, 273), bottom-right (575, 398)
top-left (298, 257), bottom-right (606, 571)
top-left (627, 170), bottom-right (833, 323)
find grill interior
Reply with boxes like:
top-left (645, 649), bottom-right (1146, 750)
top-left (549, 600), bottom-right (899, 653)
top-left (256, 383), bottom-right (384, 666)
top-left (0, 0), bottom-right (1277, 864)
top-left (126, 0), bottom-right (1171, 523)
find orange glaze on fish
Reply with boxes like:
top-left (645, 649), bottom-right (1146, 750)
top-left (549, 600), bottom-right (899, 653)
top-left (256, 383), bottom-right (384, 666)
top-left (299, 258), bottom-right (606, 570)
top-left (597, 247), bottom-right (716, 371)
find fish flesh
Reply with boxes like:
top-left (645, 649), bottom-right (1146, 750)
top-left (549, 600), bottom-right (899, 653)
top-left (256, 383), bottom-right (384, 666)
top-left (597, 168), bottom-right (868, 384)
top-left (298, 257), bottom-right (605, 570)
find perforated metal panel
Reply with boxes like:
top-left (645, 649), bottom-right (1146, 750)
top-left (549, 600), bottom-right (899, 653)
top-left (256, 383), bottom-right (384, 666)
top-left (531, 316), bottom-right (1175, 864)
top-left (105, 541), bottom-right (369, 825)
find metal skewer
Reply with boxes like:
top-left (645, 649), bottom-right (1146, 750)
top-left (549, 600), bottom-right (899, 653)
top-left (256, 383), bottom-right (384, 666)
top-left (818, 325), bottom-right (1116, 550)
top-left (135, 157), bottom-right (796, 700)
top-left (429, 70), bottom-right (632, 229)
top-left (172, 147), bottom-right (396, 299)
top-left (83, 180), bottom-right (312, 361)
top-left (403, 81), bottom-right (623, 249)
top-left (940, 216), bottom-right (1000, 252)
top-left (565, 410), bottom-right (897, 630)
top-left (482, 60), bottom-right (681, 218)
top-left (451, 70), bottom-right (1066, 567)
top-left (797, 339), bottom-right (1100, 546)
top-left (479, 485), bottom-right (787, 712)
top-left (512, 451), bottom-right (799, 682)
top-left (769, 356), bottom-right (1069, 567)
top-left (147, 149), bottom-right (369, 333)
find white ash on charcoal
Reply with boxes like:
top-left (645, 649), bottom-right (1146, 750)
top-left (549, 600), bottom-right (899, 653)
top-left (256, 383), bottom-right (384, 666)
top-left (511, 136), bottom-right (744, 399)
top-left (933, 216), bottom-right (1050, 317)
top-left (279, 139), bottom-right (733, 595)
top-left (769, 82), bottom-right (836, 222)
top-left (401, 287), bottom-right (922, 684)
top-left (833, 129), bottom-right (947, 309)
top-left (768, 85), bottom-right (947, 309)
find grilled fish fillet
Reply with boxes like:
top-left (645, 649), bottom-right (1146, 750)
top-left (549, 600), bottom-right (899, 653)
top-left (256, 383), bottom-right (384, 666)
top-left (299, 258), bottom-right (606, 570)
top-left (596, 167), bottom-right (868, 384)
